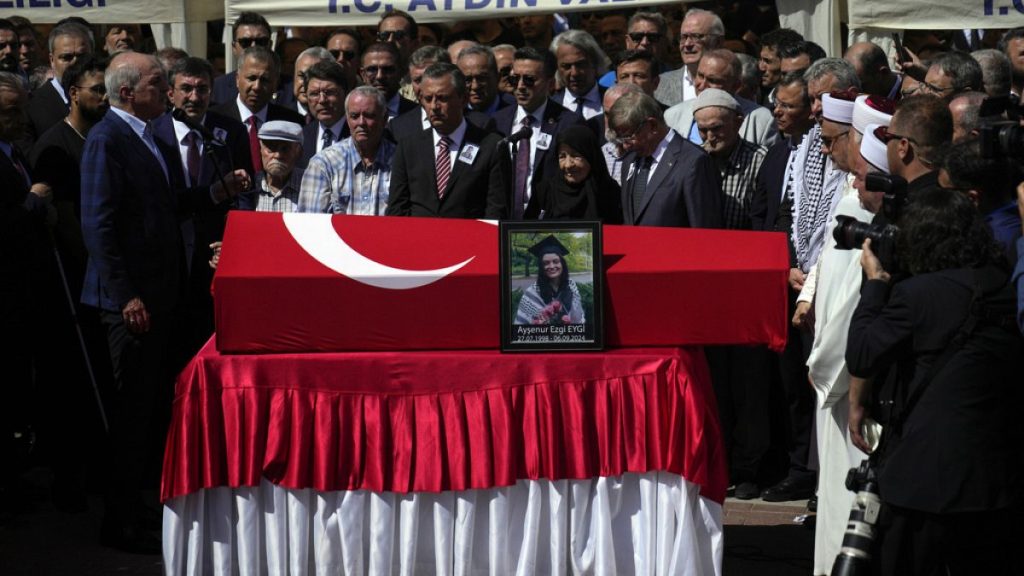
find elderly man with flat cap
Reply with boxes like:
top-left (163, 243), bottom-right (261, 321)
top-left (237, 120), bottom-right (306, 212)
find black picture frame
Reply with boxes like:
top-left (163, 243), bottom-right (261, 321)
top-left (499, 221), bottom-right (604, 352)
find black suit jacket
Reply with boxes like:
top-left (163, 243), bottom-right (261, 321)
top-left (299, 120), bottom-right (351, 168)
top-left (749, 138), bottom-right (793, 232)
top-left (620, 132), bottom-right (722, 228)
top-left (386, 121), bottom-right (508, 219)
top-left (27, 81), bottom-right (68, 141)
top-left (493, 99), bottom-right (585, 192)
top-left (212, 71), bottom-right (294, 108)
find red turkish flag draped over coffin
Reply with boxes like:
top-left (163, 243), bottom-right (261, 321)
top-left (214, 213), bottom-right (789, 353)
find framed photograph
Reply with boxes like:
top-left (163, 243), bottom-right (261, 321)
top-left (499, 221), bottom-right (604, 352)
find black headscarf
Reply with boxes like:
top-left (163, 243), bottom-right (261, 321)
top-left (524, 126), bottom-right (623, 223)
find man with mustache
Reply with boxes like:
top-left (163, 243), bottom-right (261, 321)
top-left (360, 42), bottom-right (417, 124)
top-left (236, 120), bottom-right (305, 212)
top-left (551, 30), bottom-right (605, 122)
top-left (298, 86), bottom-right (394, 215)
top-left (101, 24), bottom-right (139, 55)
top-left (457, 44), bottom-right (508, 117)
top-left (494, 47), bottom-right (584, 219)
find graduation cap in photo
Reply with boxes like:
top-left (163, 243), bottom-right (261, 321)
top-left (528, 234), bottom-right (570, 259)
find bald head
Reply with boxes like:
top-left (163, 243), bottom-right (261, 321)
top-left (603, 81), bottom-right (642, 133)
top-left (949, 91), bottom-right (986, 142)
top-left (844, 41), bottom-right (894, 97)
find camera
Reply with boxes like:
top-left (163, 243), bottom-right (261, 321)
top-left (832, 173), bottom-right (907, 271)
top-left (978, 120), bottom-right (1024, 162)
top-left (831, 459), bottom-right (882, 576)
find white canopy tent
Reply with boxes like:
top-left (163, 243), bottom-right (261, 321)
top-left (0, 0), bottom-right (222, 59)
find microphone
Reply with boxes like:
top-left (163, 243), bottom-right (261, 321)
top-left (171, 108), bottom-right (225, 146)
top-left (497, 125), bottom-right (533, 147)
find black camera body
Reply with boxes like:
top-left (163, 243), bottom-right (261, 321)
top-left (978, 120), bottom-right (1024, 162)
top-left (832, 459), bottom-right (883, 576)
top-left (832, 173), bottom-right (907, 272)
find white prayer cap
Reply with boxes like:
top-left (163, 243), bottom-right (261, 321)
top-left (692, 88), bottom-right (741, 114)
top-left (860, 123), bottom-right (890, 174)
top-left (852, 95), bottom-right (895, 134)
top-left (822, 90), bottom-right (857, 124)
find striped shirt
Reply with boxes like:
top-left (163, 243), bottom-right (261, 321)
top-left (716, 139), bottom-right (767, 230)
top-left (253, 168), bottom-right (304, 213)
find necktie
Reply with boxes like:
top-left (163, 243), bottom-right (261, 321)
top-left (11, 148), bottom-right (30, 187)
top-left (630, 157), bottom-right (651, 220)
top-left (185, 131), bottom-right (201, 188)
top-left (247, 116), bottom-right (262, 173)
top-left (513, 115), bottom-right (533, 219)
top-left (575, 97), bottom-right (584, 116)
top-left (321, 127), bottom-right (334, 151)
top-left (436, 136), bottom-right (452, 198)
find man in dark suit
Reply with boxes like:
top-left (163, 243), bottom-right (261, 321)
top-left (211, 45), bottom-right (303, 174)
top-left (27, 22), bottom-right (93, 140)
top-left (386, 63), bottom-right (507, 219)
top-left (551, 30), bottom-right (606, 122)
top-left (153, 56), bottom-right (253, 356)
top-left (494, 47), bottom-right (585, 219)
top-left (607, 91), bottom-right (721, 228)
top-left (80, 52), bottom-right (247, 553)
top-left (211, 12), bottom-right (290, 107)
top-left (457, 45), bottom-right (509, 118)
top-left (298, 60), bottom-right (349, 167)
top-left (360, 42), bottom-right (418, 124)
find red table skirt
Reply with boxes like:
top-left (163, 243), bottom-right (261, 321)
top-left (161, 340), bottom-right (729, 505)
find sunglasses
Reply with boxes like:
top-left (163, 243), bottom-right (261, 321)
top-left (464, 74), bottom-right (491, 85)
top-left (0, 40), bottom-right (21, 51)
top-left (377, 30), bottom-right (409, 42)
top-left (628, 32), bottom-right (662, 44)
top-left (236, 37), bottom-right (270, 48)
top-left (507, 74), bottom-right (538, 88)
top-left (874, 125), bottom-right (916, 145)
top-left (498, 65), bottom-right (512, 78)
top-left (363, 65), bottom-right (397, 76)
top-left (329, 49), bottom-right (356, 61)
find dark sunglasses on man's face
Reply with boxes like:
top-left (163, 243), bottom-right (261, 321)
top-left (329, 49), bottom-right (356, 61)
top-left (628, 32), bottom-right (662, 44)
top-left (377, 30), bottom-right (409, 42)
top-left (0, 40), bottom-right (21, 51)
top-left (507, 74), bottom-right (538, 88)
top-left (498, 65), bottom-right (512, 78)
top-left (364, 65), bottom-right (397, 76)
top-left (235, 37), bottom-right (270, 48)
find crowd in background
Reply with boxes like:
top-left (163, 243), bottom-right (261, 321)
top-left (1, 5), bottom-right (1024, 574)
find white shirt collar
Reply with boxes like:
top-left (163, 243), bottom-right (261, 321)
top-left (514, 100), bottom-right (547, 128)
top-left (110, 106), bottom-right (148, 140)
top-left (236, 97), bottom-right (268, 124)
top-left (651, 128), bottom-right (676, 164)
top-left (50, 77), bottom-right (68, 104)
top-left (420, 107), bottom-right (430, 130)
top-left (319, 118), bottom-right (346, 141)
top-left (172, 114), bottom-right (206, 143)
top-left (432, 118), bottom-right (468, 150)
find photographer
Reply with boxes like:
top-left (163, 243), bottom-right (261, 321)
top-left (846, 187), bottom-right (1024, 575)
top-left (881, 95), bottom-right (952, 202)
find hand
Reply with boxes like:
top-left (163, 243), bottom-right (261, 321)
top-left (788, 268), bottom-right (806, 291)
top-left (209, 241), bottom-right (222, 269)
top-left (860, 238), bottom-right (891, 283)
top-left (848, 377), bottom-right (873, 454)
top-left (212, 169), bottom-right (251, 203)
top-left (30, 183), bottom-right (53, 200)
top-left (893, 45), bottom-right (926, 81)
top-left (792, 300), bottom-right (814, 331)
top-left (122, 297), bottom-right (151, 334)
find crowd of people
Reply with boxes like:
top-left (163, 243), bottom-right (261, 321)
top-left (1, 6), bottom-right (1024, 574)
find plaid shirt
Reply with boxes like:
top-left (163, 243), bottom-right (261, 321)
top-left (298, 137), bottom-right (395, 215)
top-left (253, 168), bottom-right (304, 213)
top-left (717, 139), bottom-right (767, 230)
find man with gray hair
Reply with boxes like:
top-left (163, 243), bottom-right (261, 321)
top-left (735, 53), bottom-right (761, 103)
top-left (971, 48), bottom-right (1012, 98)
top-left (665, 49), bottom-right (778, 149)
top-left (949, 90), bottom-right (988, 142)
top-left (551, 29), bottom-right (605, 121)
top-left (28, 21), bottom-right (93, 139)
top-left (81, 51), bottom-right (247, 553)
top-left (655, 8), bottom-right (723, 107)
top-left (299, 86), bottom-right (394, 214)
top-left (291, 46), bottom-right (333, 121)
top-left (401, 44), bottom-right (449, 102)
top-left (457, 44), bottom-right (507, 117)
top-left (299, 59), bottom-right (349, 167)
top-left (607, 91), bottom-right (721, 227)
top-left (601, 82), bottom-right (643, 185)
top-left (921, 51), bottom-right (984, 101)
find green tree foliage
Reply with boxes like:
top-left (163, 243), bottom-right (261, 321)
top-left (509, 230), bottom-right (594, 278)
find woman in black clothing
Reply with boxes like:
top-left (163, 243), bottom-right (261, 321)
top-left (524, 125), bottom-right (623, 223)
top-left (846, 187), bottom-right (1023, 576)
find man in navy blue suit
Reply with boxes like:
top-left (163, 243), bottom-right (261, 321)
top-left (153, 56), bottom-right (253, 356)
top-left (80, 51), bottom-right (248, 553)
top-left (493, 47), bottom-right (585, 219)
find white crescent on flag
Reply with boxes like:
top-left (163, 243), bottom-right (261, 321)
top-left (282, 213), bottom-right (474, 290)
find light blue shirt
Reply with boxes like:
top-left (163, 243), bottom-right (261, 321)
top-left (109, 106), bottom-right (169, 183)
top-left (299, 136), bottom-right (396, 215)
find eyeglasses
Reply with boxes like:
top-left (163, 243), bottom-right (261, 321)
top-left (0, 40), bottom-right (21, 51)
top-left (175, 83), bottom-right (209, 96)
top-left (498, 65), bottom-right (512, 78)
top-left (609, 121), bottom-right (648, 146)
top-left (820, 129), bottom-right (850, 149)
top-left (235, 37), bottom-right (270, 48)
top-left (307, 89), bottom-right (341, 101)
top-left (363, 65), bottom-right (397, 76)
top-left (464, 74), bottom-right (491, 86)
top-left (628, 32), bottom-right (662, 44)
top-left (75, 84), bottom-right (107, 96)
top-left (874, 125), bottom-right (916, 145)
top-left (507, 74), bottom-right (538, 88)
top-left (918, 80), bottom-right (957, 95)
top-left (329, 49), bottom-right (356, 61)
top-left (679, 33), bottom-right (718, 44)
top-left (377, 30), bottom-right (409, 42)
